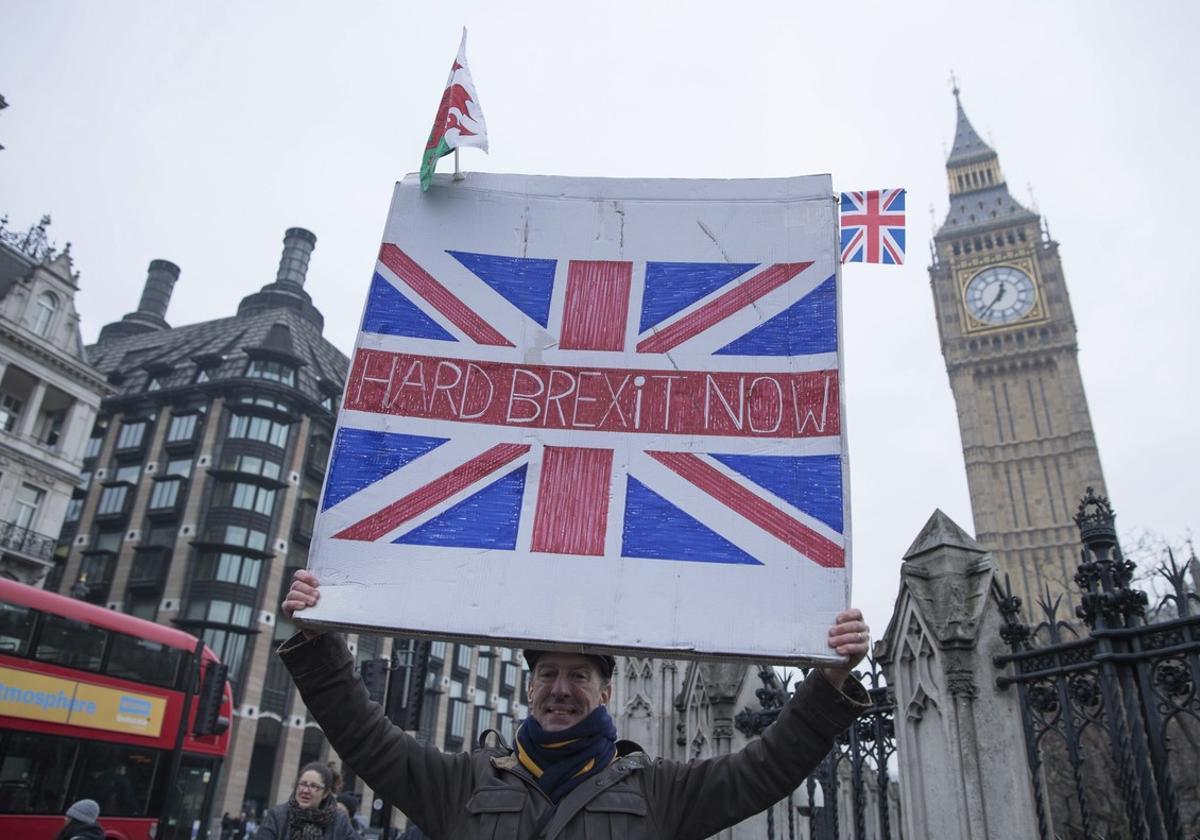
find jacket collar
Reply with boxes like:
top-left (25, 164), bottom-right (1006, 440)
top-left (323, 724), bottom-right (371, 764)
top-left (491, 746), bottom-right (649, 837)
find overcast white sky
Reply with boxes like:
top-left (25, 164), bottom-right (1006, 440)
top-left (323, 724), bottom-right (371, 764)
top-left (3, 1), bottom-right (1197, 643)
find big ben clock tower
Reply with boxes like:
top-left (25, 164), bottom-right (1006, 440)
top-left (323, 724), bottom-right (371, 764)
top-left (929, 87), bottom-right (1108, 610)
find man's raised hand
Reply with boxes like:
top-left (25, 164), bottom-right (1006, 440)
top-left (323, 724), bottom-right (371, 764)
top-left (819, 608), bottom-right (870, 690)
top-left (282, 569), bottom-right (324, 640)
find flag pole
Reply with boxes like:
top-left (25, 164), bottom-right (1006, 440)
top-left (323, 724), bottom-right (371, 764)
top-left (453, 148), bottom-right (464, 181)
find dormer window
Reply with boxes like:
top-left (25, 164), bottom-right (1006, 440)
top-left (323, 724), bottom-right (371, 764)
top-left (146, 378), bottom-right (162, 392)
top-left (317, 378), bottom-right (343, 415)
top-left (246, 359), bottom-right (296, 387)
top-left (191, 352), bottom-right (225, 384)
top-left (30, 292), bottom-right (58, 337)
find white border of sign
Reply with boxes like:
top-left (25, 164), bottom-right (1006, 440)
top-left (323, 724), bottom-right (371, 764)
top-left (301, 173), bottom-right (850, 665)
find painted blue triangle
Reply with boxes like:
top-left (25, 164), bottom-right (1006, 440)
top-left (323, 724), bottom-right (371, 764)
top-left (362, 273), bottom-right (456, 341)
top-left (639, 262), bottom-right (757, 333)
top-left (621, 477), bottom-right (761, 565)
top-left (394, 465), bottom-right (527, 550)
top-left (710, 453), bottom-right (843, 533)
top-left (322, 430), bottom-right (448, 510)
top-left (715, 275), bottom-right (837, 356)
top-left (448, 251), bottom-right (557, 328)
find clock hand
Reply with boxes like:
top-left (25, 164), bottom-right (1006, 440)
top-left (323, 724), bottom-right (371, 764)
top-left (977, 282), bottom-right (1007, 320)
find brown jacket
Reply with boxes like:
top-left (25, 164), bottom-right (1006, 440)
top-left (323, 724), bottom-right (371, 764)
top-left (280, 633), bottom-right (867, 840)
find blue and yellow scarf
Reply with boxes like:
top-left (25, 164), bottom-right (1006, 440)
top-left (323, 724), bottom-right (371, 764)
top-left (515, 706), bottom-right (618, 802)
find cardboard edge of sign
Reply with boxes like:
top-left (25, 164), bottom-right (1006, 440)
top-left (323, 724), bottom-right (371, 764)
top-left (409, 171), bottom-right (836, 203)
top-left (291, 615), bottom-right (849, 669)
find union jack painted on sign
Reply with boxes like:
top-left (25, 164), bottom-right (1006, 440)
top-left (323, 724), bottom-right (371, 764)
top-left (839, 189), bottom-right (906, 265)
top-left (321, 244), bottom-right (846, 570)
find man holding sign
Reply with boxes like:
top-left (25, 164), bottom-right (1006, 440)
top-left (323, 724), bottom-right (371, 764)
top-left (281, 571), bottom-right (868, 840)
top-left (285, 172), bottom-right (868, 837)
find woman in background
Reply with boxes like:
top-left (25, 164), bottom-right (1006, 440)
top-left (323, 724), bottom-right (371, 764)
top-left (256, 763), bottom-right (356, 840)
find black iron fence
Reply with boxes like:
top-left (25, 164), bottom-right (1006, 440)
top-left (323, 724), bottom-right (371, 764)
top-left (736, 656), bottom-right (898, 840)
top-left (995, 489), bottom-right (1200, 840)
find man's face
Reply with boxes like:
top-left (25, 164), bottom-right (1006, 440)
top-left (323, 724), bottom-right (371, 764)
top-left (528, 653), bottom-right (612, 732)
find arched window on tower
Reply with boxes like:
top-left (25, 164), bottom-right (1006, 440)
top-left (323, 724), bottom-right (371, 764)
top-left (30, 291), bottom-right (58, 337)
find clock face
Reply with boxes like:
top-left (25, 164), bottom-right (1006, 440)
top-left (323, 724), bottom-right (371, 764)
top-left (964, 266), bottom-right (1037, 326)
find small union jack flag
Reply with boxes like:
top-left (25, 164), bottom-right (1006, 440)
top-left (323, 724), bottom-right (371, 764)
top-left (839, 189), bottom-right (906, 265)
top-left (318, 243), bottom-right (847, 571)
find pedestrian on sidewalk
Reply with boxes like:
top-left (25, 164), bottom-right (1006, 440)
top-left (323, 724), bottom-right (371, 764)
top-left (54, 799), bottom-right (104, 840)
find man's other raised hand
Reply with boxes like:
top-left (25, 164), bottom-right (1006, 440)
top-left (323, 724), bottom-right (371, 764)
top-left (282, 569), bottom-right (324, 640)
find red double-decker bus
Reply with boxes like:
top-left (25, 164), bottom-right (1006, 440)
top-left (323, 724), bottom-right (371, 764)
top-left (0, 579), bottom-right (233, 840)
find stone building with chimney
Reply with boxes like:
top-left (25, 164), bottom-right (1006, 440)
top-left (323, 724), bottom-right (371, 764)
top-left (50, 227), bottom-right (356, 819)
top-left (0, 215), bottom-right (105, 585)
top-left (51, 227), bottom-right (526, 829)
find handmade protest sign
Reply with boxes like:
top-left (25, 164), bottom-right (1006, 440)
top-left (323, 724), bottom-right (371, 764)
top-left (304, 173), bottom-right (850, 664)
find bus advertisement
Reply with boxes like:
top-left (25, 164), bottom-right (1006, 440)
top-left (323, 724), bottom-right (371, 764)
top-left (0, 579), bottom-right (233, 840)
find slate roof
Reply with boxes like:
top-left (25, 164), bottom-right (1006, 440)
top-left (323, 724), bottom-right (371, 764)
top-left (937, 91), bottom-right (1040, 239)
top-left (86, 304), bottom-right (349, 406)
top-left (947, 92), bottom-right (996, 167)
top-left (937, 184), bottom-right (1038, 239)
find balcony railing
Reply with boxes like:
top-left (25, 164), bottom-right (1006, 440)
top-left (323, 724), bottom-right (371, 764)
top-left (0, 519), bottom-right (56, 564)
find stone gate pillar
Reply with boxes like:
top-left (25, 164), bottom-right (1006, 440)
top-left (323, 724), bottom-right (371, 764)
top-left (874, 510), bottom-right (1038, 840)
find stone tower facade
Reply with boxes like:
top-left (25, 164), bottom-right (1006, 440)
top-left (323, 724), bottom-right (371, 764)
top-left (0, 215), bottom-right (106, 585)
top-left (928, 88), bottom-right (1107, 610)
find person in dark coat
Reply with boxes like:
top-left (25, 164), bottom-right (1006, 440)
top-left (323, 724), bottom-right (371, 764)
top-left (395, 823), bottom-right (429, 840)
top-left (230, 810), bottom-right (248, 840)
top-left (281, 571), bottom-right (871, 840)
top-left (256, 762), bottom-right (356, 840)
top-left (53, 799), bottom-right (105, 840)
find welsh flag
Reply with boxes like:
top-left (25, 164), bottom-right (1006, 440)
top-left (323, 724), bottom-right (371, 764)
top-left (420, 29), bottom-right (488, 192)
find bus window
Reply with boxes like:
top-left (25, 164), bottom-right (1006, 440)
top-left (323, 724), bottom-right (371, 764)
top-left (107, 632), bottom-right (185, 689)
top-left (33, 613), bottom-right (107, 672)
top-left (0, 601), bottom-right (38, 655)
top-left (0, 731), bottom-right (78, 815)
top-left (71, 741), bottom-right (164, 818)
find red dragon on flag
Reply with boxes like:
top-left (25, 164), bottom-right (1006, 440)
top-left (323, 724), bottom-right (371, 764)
top-left (420, 29), bottom-right (488, 191)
